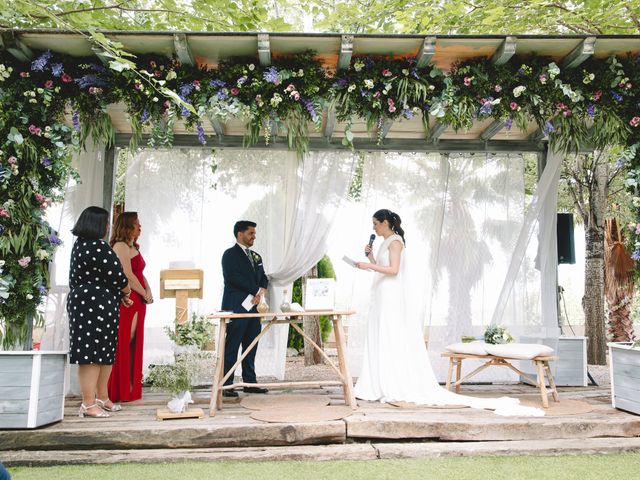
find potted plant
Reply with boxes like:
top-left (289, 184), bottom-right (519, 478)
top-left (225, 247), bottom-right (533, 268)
top-left (164, 313), bottom-right (216, 386)
top-left (608, 340), bottom-right (640, 415)
top-left (146, 356), bottom-right (195, 415)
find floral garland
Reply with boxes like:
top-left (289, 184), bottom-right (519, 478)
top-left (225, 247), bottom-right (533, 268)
top-left (1, 47), bottom-right (640, 347)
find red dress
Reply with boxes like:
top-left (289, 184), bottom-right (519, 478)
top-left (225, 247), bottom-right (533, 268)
top-left (108, 252), bottom-right (147, 402)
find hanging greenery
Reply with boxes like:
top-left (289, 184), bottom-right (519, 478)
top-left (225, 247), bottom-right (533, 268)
top-left (1, 45), bottom-right (640, 347)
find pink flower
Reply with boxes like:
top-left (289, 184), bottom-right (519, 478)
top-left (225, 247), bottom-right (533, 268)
top-left (293, 92), bottom-right (300, 101)
top-left (636, 224), bottom-right (640, 235)
top-left (373, 91), bottom-right (381, 98)
top-left (539, 74), bottom-right (547, 84)
top-left (18, 256), bottom-right (31, 268)
top-left (28, 124), bottom-right (42, 136)
top-left (134, 82), bottom-right (143, 91)
top-left (563, 109), bottom-right (572, 117)
top-left (494, 85), bottom-right (502, 93)
top-left (154, 70), bottom-right (162, 78)
top-left (7, 156), bottom-right (17, 165)
top-left (381, 69), bottom-right (392, 77)
top-left (61, 73), bottom-right (72, 83)
top-left (629, 223), bottom-right (637, 231)
top-left (630, 116), bottom-right (640, 127)
top-left (192, 79), bottom-right (200, 90)
top-left (255, 94), bottom-right (263, 106)
top-left (20, 72), bottom-right (29, 78)
top-left (387, 98), bottom-right (396, 113)
top-left (88, 87), bottom-right (102, 95)
top-left (230, 87), bottom-right (240, 96)
top-left (0, 208), bottom-right (9, 218)
top-left (463, 76), bottom-right (472, 86)
top-left (44, 80), bottom-right (53, 88)
top-left (592, 90), bottom-right (602, 102)
top-left (510, 102), bottom-right (518, 110)
top-left (286, 84), bottom-right (296, 92)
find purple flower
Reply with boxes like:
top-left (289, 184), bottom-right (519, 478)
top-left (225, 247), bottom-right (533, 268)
top-left (210, 79), bottom-right (226, 88)
top-left (71, 112), bottom-right (80, 132)
top-left (237, 76), bottom-right (247, 85)
top-left (587, 103), bottom-right (595, 118)
top-left (38, 284), bottom-right (48, 295)
top-left (364, 57), bottom-right (375, 68)
top-left (180, 105), bottom-right (191, 118)
top-left (50, 63), bottom-right (64, 77)
top-left (411, 68), bottom-right (420, 80)
top-left (263, 66), bottom-right (279, 84)
top-left (402, 109), bottom-right (414, 119)
top-left (479, 98), bottom-right (494, 116)
top-left (610, 90), bottom-right (623, 102)
top-left (90, 62), bottom-right (106, 72)
top-left (41, 156), bottom-right (52, 167)
top-left (75, 74), bottom-right (108, 89)
top-left (179, 83), bottom-right (195, 98)
top-left (632, 249), bottom-right (640, 261)
top-left (333, 78), bottom-right (349, 88)
top-left (302, 98), bottom-right (318, 122)
top-left (216, 90), bottom-right (228, 101)
top-left (0, 224), bottom-right (4, 235)
top-left (505, 116), bottom-right (513, 130)
top-left (46, 234), bottom-right (62, 245)
top-left (140, 109), bottom-right (149, 123)
top-left (616, 158), bottom-right (625, 168)
top-left (196, 122), bottom-right (206, 145)
top-left (542, 120), bottom-right (555, 137)
top-left (31, 50), bottom-right (52, 71)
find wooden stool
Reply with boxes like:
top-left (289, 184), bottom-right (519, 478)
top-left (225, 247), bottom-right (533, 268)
top-left (441, 352), bottom-right (560, 408)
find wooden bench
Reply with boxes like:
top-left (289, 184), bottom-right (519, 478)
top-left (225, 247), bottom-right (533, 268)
top-left (441, 351), bottom-right (560, 408)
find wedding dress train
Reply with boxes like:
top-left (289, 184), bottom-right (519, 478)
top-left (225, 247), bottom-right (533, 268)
top-left (353, 234), bottom-right (543, 417)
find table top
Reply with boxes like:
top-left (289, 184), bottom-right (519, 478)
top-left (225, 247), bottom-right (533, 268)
top-left (207, 309), bottom-right (356, 320)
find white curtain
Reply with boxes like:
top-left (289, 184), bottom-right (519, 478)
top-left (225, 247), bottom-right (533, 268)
top-left (124, 148), bottom-right (356, 379)
top-left (340, 150), bottom-right (561, 381)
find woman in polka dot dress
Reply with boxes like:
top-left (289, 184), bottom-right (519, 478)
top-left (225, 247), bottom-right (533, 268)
top-left (67, 206), bottom-right (132, 418)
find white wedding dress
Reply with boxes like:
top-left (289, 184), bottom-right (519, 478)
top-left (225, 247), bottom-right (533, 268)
top-left (354, 234), bottom-right (544, 417)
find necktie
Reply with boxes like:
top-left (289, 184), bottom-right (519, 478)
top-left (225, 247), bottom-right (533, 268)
top-left (245, 248), bottom-right (254, 267)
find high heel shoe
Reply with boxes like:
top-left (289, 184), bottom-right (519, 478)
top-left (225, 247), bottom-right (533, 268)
top-left (96, 398), bottom-right (122, 412)
top-left (78, 403), bottom-right (110, 418)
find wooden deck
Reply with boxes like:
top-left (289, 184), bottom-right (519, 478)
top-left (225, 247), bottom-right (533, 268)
top-left (2, 380), bottom-right (640, 466)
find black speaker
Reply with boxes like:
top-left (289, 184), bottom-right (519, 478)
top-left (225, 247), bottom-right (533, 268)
top-left (557, 213), bottom-right (576, 264)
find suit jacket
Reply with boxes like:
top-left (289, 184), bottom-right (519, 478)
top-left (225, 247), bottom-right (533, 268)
top-left (221, 244), bottom-right (269, 313)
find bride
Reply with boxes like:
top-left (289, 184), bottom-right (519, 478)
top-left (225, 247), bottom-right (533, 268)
top-left (354, 209), bottom-right (543, 416)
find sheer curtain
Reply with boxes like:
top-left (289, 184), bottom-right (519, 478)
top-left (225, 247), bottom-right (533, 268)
top-left (341, 149), bottom-right (560, 381)
top-left (124, 148), bottom-right (355, 379)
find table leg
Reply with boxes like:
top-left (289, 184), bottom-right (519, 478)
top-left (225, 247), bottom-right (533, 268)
top-left (332, 316), bottom-right (357, 409)
top-left (446, 358), bottom-right (454, 391)
top-left (455, 359), bottom-right (462, 394)
top-left (535, 360), bottom-right (549, 408)
top-left (544, 361), bottom-right (560, 402)
top-left (209, 320), bottom-right (227, 416)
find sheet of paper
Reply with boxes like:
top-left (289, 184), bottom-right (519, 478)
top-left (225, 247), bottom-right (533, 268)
top-left (342, 255), bottom-right (358, 267)
top-left (241, 294), bottom-right (254, 312)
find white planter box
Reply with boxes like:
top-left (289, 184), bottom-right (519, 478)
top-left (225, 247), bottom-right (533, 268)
top-left (609, 342), bottom-right (640, 416)
top-left (519, 336), bottom-right (587, 387)
top-left (0, 351), bottom-right (68, 428)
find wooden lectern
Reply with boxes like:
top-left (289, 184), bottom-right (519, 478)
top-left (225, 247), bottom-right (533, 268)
top-left (159, 269), bottom-right (204, 324)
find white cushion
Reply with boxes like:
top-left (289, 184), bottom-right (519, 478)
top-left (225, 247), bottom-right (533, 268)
top-left (445, 341), bottom-right (489, 356)
top-left (484, 343), bottom-right (554, 359)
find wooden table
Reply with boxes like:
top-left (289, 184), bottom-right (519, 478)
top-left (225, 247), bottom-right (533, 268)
top-left (207, 310), bottom-right (357, 416)
top-left (441, 351), bottom-right (560, 408)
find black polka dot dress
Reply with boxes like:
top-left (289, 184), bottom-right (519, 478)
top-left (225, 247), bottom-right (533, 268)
top-left (67, 238), bottom-right (128, 365)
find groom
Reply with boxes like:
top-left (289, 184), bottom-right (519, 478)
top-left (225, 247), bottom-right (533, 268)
top-left (221, 220), bottom-right (269, 397)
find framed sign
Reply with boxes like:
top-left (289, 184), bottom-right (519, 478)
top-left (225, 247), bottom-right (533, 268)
top-left (303, 278), bottom-right (336, 310)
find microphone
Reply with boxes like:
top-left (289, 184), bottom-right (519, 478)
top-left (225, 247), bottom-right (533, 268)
top-left (365, 234), bottom-right (375, 256)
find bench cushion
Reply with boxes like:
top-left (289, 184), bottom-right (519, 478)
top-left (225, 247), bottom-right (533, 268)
top-left (445, 341), bottom-right (489, 356)
top-left (484, 343), bottom-right (554, 359)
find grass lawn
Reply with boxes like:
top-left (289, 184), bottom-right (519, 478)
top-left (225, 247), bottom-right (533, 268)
top-left (7, 454), bottom-right (640, 480)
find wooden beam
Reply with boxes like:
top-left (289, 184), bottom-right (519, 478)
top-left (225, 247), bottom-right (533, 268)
top-left (0, 32), bottom-right (33, 62)
top-left (103, 145), bottom-right (117, 213)
top-left (480, 119), bottom-right (505, 141)
top-left (173, 33), bottom-right (195, 66)
top-left (416, 36), bottom-right (436, 68)
top-left (491, 36), bottom-right (517, 65)
top-left (257, 33), bottom-right (271, 66)
top-left (115, 133), bottom-right (577, 153)
top-left (337, 35), bottom-right (354, 70)
top-left (324, 108), bottom-right (336, 139)
top-left (427, 122), bottom-right (447, 143)
top-left (561, 37), bottom-right (596, 69)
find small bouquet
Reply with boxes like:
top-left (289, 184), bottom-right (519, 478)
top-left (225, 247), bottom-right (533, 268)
top-left (484, 325), bottom-right (514, 345)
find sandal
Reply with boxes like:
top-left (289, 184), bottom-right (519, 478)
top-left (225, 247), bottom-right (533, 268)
top-left (79, 403), bottom-right (110, 418)
top-left (96, 398), bottom-right (122, 412)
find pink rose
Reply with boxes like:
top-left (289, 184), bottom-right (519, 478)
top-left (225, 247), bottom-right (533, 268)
top-left (20, 72), bottom-right (29, 78)
top-left (381, 69), bottom-right (392, 77)
top-left (630, 117), bottom-right (640, 127)
top-left (494, 85), bottom-right (502, 93)
top-left (18, 256), bottom-right (31, 268)
top-left (286, 84), bottom-right (295, 92)
top-left (0, 208), bottom-right (9, 218)
top-left (592, 90), bottom-right (602, 101)
top-left (61, 73), bottom-right (73, 83)
top-left (293, 92), bottom-right (300, 101)
top-left (230, 87), bottom-right (240, 96)
top-left (44, 80), bottom-right (53, 88)
top-left (510, 102), bottom-right (518, 110)
top-left (7, 156), bottom-right (17, 165)
top-left (463, 77), bottom-right (472, 86)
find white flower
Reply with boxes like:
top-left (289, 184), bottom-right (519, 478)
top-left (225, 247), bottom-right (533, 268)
top-left (547, 62), bottom-right (560, 79)
top-left (248, 63), bottom-right (255, 71)
top-left (270, 93), bottom-right (282, 107)
top-left (353, 60), bottom-right (365, 72)
top-left (513, 86), bottom-right (526, 98)
top-left (35, 249), bottom-right (49, 260)
top-left (364, 79), bottom-right (374, 89)
top-left (165, 70), bottom-right (177, 81)
top-left (347, 84), bottom-right (356, 93)
top-left (26, 294), bottom-right (33, 300)
top-left (298, 69), bottom-right (304, 77)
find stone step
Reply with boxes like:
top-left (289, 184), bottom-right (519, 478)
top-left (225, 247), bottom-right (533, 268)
top-left (4, 437), bottom-right (640, 467)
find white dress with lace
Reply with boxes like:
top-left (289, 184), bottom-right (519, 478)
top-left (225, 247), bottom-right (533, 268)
top-left (354, 234), bottom-right (543, 417)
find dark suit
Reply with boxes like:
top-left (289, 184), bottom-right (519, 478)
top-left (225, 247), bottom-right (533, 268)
top-left (221, 244), bottom-right (269, 386)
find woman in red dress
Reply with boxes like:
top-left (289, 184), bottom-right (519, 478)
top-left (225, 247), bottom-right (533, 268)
top-left (107, 212), bottom-right (153, 405)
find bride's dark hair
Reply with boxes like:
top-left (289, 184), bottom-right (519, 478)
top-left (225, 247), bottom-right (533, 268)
top-left (373, 209), bottom-right (406, 244)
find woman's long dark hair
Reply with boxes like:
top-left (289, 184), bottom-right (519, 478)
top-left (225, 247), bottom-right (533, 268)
top-left (373, 209), bottom-right (406, 244)
top-left (71, 206), bottom-right (109, 240)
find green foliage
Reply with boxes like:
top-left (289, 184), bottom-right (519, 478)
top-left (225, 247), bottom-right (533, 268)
top-left (287, 256), bottom-right (336, 352)
top-left (164, 313), bottom-right (215, 350)
top-left (484, 325), bottom-right (514, 345)
top-left (145, 356), bottom-right (191, 395)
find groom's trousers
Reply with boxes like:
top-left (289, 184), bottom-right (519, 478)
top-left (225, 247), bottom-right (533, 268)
top-left (223, 316), bottom-right (261, 386)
